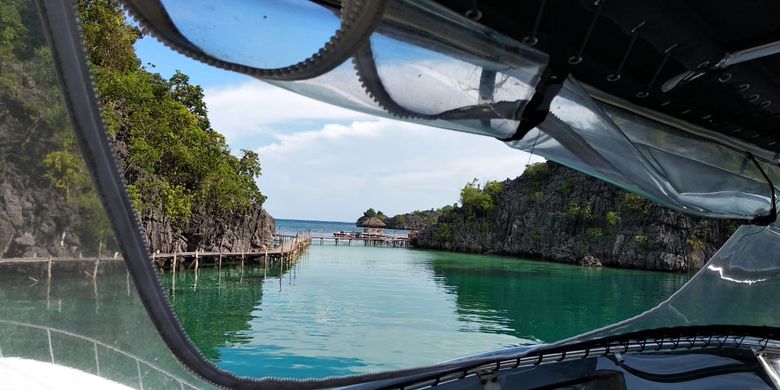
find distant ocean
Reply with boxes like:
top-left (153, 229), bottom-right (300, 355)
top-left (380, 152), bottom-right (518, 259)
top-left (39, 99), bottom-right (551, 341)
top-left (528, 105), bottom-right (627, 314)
top-left (275, 219), bottom-right (409, 238)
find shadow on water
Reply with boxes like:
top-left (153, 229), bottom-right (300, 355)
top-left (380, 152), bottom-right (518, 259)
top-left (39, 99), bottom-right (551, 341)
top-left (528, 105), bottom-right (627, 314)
top-left (421, 250), bottom-right (691, 342)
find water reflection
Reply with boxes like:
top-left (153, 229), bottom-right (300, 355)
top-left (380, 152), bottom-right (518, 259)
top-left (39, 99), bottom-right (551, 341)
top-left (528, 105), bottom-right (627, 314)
top-left (424, 251), bottom-right (690, 342)
top-left (162, 265), bottom-right (278, 361)
top-left (158, 245), bottom-right (689, 379)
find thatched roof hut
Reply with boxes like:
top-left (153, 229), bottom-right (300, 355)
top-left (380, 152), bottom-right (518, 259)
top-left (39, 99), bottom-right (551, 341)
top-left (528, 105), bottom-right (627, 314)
top-left (357, 216), bottom-right (386, 228)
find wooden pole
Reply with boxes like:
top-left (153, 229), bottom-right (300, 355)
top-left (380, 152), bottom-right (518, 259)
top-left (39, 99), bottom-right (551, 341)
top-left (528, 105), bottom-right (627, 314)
top-left (47, 256), bottom-right (52, 280)
top-left (194, 249), bottom-right (199, 273)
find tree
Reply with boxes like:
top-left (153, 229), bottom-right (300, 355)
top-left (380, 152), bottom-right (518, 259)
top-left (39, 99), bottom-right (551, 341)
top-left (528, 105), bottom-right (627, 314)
top-left (74, 0), bottom-right (267, 228)
top-left (459, 179), bottom-right (504, 215)
top-left (363, 208), bottom-right (377, 218)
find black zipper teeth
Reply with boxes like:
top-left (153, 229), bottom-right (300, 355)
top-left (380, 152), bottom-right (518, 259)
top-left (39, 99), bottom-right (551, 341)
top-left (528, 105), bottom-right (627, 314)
top-left (110, 0), bottom-right (457, 386)
top-left (83, 1), bottom-right (462, 388)
top-left (84, 2), bottom-right (780, 389)
top-left (66, 6), bottom-right (226, 390)
top-left (122, 0), bottom-right (388, 82)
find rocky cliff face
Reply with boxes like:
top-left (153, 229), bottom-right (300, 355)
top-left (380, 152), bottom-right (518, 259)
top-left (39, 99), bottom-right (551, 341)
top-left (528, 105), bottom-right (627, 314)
top-left (140, 204), bottom-right (275, 254)
top-left (412, 162), bottom-right (739, 272)
top-left (0, 55), bottom-right (90, 258)
top-left (0, 172), bottom-right (83, 258)
top-left (385, 210), bottom-right (442, 231)
top-left (0, 0), bottom-right (275, 259)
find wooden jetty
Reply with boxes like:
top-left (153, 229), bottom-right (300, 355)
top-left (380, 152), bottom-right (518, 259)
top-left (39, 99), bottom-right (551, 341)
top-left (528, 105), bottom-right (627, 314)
top-left (151, 232), bottom-right (312, 270)
top-left (307, 235), bottom-right (410, 248)
top-left (0, 229), bottom-right (414, 275)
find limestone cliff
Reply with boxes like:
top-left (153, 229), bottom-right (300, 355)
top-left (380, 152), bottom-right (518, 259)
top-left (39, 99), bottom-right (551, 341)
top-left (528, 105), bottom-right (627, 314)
top-left (139, 204), bottom-right (275, 254)
top-left (412, 162), bottom-right (739, 271)
top-left (384, 210), bottom-right (443, 231)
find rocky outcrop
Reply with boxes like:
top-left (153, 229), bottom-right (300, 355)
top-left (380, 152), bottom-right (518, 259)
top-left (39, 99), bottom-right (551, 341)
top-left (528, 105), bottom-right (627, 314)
top-left (0, 172), bottom-right (85, 258)
top-left (412, 162), bottom-right (739, 272)
top-left (385, 210), bottom-right (442, 231)
top-left (0, 1), bottom-right (275, 259)
top-left (140, 205), bottom-right (275, 254)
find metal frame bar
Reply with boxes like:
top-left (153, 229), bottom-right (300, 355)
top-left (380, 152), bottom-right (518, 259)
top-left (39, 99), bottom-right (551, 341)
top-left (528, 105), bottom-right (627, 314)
top-left (718, 40), bottom-right (780, 68)
top-left (32, 0), bottom-right (780, 389)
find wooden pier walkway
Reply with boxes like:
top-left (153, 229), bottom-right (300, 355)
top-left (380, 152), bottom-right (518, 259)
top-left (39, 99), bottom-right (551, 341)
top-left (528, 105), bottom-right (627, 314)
top-left (151, 232), bottom-right (312, 270)
top-left (306, 235), bottom-right (410, 248)
top-left (0, 230), bottom-right (413, 274)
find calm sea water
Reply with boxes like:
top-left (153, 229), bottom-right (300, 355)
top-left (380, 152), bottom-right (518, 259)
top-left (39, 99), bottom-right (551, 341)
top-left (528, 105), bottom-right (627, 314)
top-left (0, 262), bottom-right (204, 389)
top-left (275, 218), bottom-right (409, 237)
top-left (161, 220), bottom-right (690, 379)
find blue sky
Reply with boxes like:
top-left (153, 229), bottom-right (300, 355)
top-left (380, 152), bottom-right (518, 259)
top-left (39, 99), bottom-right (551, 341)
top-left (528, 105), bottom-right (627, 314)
top-left (133, 34), bottom-right (540, 222)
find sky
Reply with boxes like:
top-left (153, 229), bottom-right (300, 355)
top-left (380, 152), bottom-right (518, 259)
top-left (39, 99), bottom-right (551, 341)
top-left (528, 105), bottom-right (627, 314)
top-left (133, 35), bottom-right (541, 222)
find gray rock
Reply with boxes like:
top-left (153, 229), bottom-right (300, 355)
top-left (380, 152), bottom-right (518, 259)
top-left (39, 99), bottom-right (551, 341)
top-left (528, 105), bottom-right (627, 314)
top-left (580, 255), bottom-right (603, 267)
top-left (412, 162), bottom-right (737, 272)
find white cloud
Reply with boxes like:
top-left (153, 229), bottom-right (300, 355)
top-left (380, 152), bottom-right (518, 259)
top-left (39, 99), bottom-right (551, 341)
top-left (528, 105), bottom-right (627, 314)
top-left (256, 118), bottom-right (543, 221)
top-left (204, 81), bottom-right (372, 141)
top-left (259, 121), bottom-right (381, 157)
top-left (202, 72), bottom-right (544, 221)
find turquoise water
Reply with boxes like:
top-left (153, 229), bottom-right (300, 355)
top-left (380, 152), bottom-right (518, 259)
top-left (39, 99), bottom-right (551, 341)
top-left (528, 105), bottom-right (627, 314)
top-left (162, 243), bottom-right (690, 379)
top-left (275, 218), bottom-right (409, 237)
top-left (0, 261), bottom-right (206, 389)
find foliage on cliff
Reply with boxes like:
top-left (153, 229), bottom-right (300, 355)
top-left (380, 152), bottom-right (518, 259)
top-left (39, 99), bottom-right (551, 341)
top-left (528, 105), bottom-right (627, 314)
top-left (413, 162), bottom-right (742, 271)
top-left (459, 179), bottom-right (504, 215)
top-left (380, 180), bottom-right (503, 231)
top-left (0, 0), bottom-right (117, 254)
top-left (76, 0), bottom-right (266, 230)
top-left (361, 208), bottom-right (387, 221)
top-left (384, 209), bottom-right (448, 230)
top-left (1, 0), bottom-right (269, 256)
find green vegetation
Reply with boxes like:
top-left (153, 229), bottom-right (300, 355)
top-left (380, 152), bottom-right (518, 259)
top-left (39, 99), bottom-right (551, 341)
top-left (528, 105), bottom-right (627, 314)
top-left (522, 162), bottom-right (550, 193)
top-left (686, 237), bottom-right (705, 252)
top-left (77, 0), bottom-right (265, 230)
top-left (1, 0), bottom-right (266, 255)
top-left (433, 223), bottom-right (453, 242)
top-left (622, 193), bottom-right (651, 215)
top-left (460, 178), bottom-right (503, 214)
top-left (585, 227), bottom-right (603, 241)
top-left (362, 208), bottom-right (387, 221)
top-left (566, 201), bottom-right (593, 220)
top-left (2, 0), bottom-right (115, 253)
top-left (606, 211), bottom-right (621, 233)
top-left (524, 162), bottom-right (550, 179)
top-left (557, 179), bottom-right (574, 195)
top-left (685, 219), bottom-right (711, 252)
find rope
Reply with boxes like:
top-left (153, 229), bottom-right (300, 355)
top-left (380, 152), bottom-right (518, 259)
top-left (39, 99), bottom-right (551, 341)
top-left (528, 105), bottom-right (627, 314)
top-left (608, 21), bottom-right (645, 82)
top-left (522, 0), bottom-right (548, 46)
top-left (568, 0), bottom-right (607, 65)
top-left (637, 43), bottom-right (678, 98)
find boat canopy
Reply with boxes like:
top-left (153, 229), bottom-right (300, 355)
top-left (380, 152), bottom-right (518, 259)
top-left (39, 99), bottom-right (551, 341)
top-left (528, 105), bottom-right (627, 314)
top-left (4, 0), bottom-right (780, 388)
top-left (125, 0), bottom-right (780, 222)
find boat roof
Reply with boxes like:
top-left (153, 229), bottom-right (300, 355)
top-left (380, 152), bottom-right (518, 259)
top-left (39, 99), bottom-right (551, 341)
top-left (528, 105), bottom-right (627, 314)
top-left (434, 0), bottom-right (780, 154)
